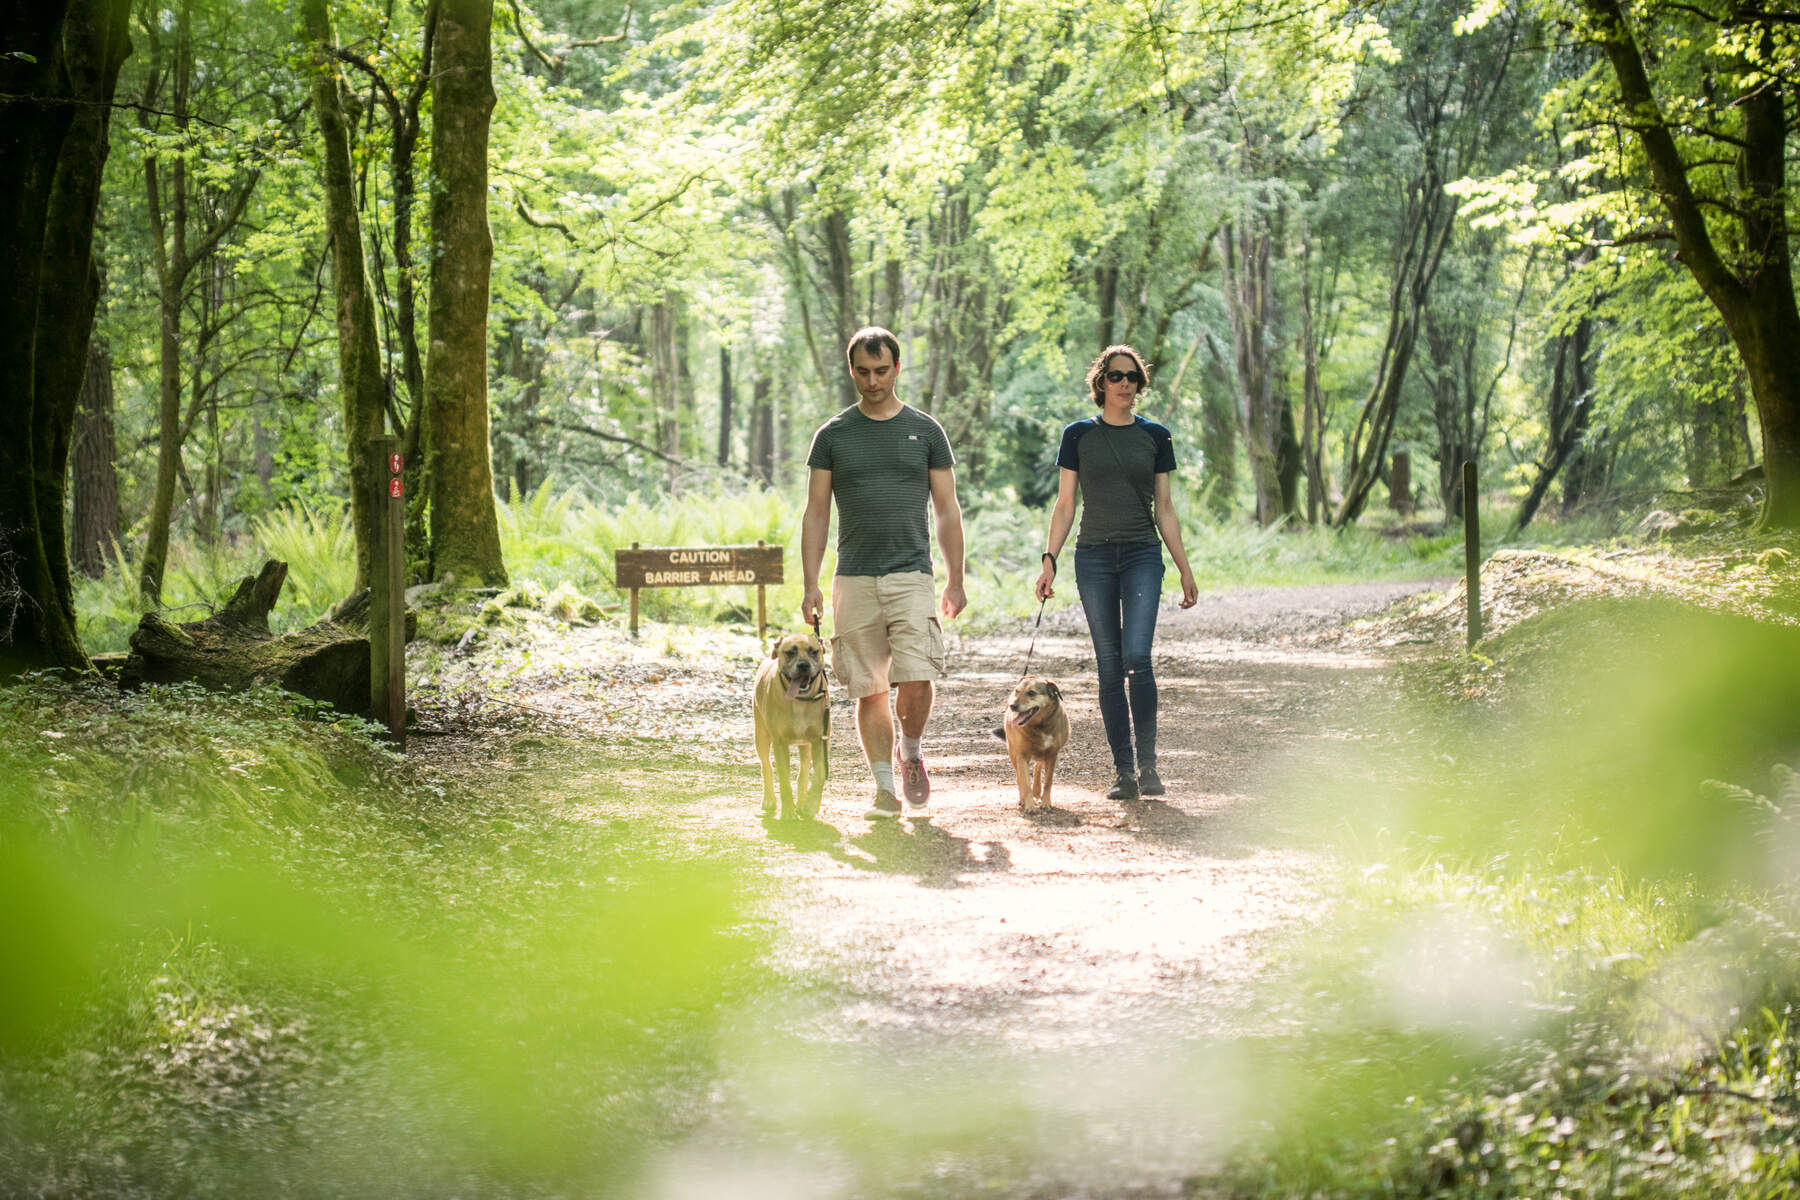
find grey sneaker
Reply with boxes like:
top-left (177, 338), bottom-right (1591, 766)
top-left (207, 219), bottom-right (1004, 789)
top-left (1106, 772), bottom-right (1140, 801)
top-left (865, 789), bottom-right (902, 820)
top-left (1138, 768), bottom-right (1165, 796)
top-left (899, 757), bottom-right (930, 812)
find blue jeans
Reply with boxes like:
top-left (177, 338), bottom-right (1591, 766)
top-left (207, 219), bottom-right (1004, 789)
top-left (1074, 541), bottom-right (1164, 775)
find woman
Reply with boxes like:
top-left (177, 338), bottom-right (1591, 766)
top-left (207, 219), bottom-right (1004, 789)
top-left (1033, 345), bottom-right (1198, 801)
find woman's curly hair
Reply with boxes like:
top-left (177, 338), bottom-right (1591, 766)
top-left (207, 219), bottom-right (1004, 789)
top-left (1084, 344), bottom-right (1150, 406)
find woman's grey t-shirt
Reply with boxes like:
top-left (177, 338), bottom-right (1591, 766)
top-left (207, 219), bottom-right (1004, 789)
top-left (806, 403), bottom-right (955, 576)
top-left (1056, 415), bottom-right (1177, 547)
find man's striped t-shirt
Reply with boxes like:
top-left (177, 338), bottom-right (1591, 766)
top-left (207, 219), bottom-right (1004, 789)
top-left (806, 403), bottom-right (955, 576)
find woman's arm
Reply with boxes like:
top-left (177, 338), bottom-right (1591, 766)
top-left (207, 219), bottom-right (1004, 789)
top-left (1153, 472), bottom-right (1199, 609)
top-left (1034, 467), bottom-right (1080, 600)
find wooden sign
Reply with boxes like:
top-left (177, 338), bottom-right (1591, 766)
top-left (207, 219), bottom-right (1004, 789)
top-left (614, 544), bottom-right (783, 589)
top-left (614, 542), bottom-right (783, 637)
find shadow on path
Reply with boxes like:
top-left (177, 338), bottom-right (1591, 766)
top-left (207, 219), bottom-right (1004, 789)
top-left (762, 813), bottom-right (1012, 887)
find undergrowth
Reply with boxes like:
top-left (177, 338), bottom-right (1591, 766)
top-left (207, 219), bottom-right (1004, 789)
top-left (0, 678), bottom-right (768, 1197)
top-left (76, 483), bottom-right (1613, 653)
top-left (1203, 577), bottom-right (1800, 1197)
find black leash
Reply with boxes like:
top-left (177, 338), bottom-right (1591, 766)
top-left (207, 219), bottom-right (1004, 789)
top-left (1020, 598), bottom-right (1047, 681)
top-left (809, 611), bottom-right (830, 776)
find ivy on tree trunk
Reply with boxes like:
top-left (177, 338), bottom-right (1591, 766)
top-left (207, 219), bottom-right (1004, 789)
top-left (424, 0), bottom-right (508, 588)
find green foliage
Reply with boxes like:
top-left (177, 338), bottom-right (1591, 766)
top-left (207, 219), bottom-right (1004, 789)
top-left (1193, 592), bottom-right (1800, 1196)
top-left (0, 677), bottom-right (766, 1196)
top-left (74, 505), bottom-right (359, 655)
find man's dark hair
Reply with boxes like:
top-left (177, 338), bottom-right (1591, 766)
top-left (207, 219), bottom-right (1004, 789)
top-left (845, 326), bottom-right (901, 369)
top-left (1085, 344), bottom-right (1150, 406)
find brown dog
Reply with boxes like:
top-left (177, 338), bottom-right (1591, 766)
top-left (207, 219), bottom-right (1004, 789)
top-left (752, 633), bottom-right (830, 820)
top-left (999, 675), bottom-right (1070, 813)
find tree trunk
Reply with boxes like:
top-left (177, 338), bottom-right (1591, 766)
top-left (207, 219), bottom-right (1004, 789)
top-left (72, 339), bottom-right (122, 578)
top-left (1580, 0), bottom-right (1800, 529)
top-left (717, 345), bottom-right (733, 467)
top-left (135, 0), bottom-right (258, 605)
top-left (0, 0), bottom-right (131, 676)
top-left (1331, 175), bottom-right (1455, 527)
top-left (303, 0), bottom-right (388, 595)
top-left (1298, 252), bottom-right (1327, 524)
top-left (823, 207), bottom-right (857, 409)
top-left (1200, 331), bottom-right (1238, 519)
top-left (120, 559), bottom-right (413, 718)
top-left (1514, 315), bottom-right (1596, 530)
top-left (425, 0), bottom-right (508, 587)
top-left (675, 296), bottom-right (697, 462)
top-left (1096, 261), bottom-right (1119, 348)
top-left (36, 0), bottom-right (129, 613)
top-left (884, 257), bottom-right (904, 332)
top-left (650, 296), bottom-right (679, 486)
top-left (750, 375), bottom-right (773, 485)
top-left (1222, 221), bottom-right (1296, 525)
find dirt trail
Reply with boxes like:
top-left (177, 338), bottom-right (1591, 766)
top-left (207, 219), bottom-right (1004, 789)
top-left (739, 580), bottom-right (1449, 1049)
top-left (428, 578), bottom-right (1450, 1195)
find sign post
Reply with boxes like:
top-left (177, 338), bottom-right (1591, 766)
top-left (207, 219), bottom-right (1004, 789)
top-left (614, 542), bottom-right (785, 640)
top-left (370, 437), bottom-right (407, 745)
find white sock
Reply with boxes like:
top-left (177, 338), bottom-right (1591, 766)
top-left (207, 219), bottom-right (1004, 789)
top-left (872, 762), bottom-right (895, 794)
top-left (899, 735), bottom-right (922, 761)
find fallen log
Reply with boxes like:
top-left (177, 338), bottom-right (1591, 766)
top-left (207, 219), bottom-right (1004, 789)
top-left (120, 560), bottom-right (412, 718)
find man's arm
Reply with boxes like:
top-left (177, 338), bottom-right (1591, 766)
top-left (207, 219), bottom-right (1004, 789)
top-left (801, 467), bottom-right (833, 625)
top-left (929, 465), bottom-right (966, 619)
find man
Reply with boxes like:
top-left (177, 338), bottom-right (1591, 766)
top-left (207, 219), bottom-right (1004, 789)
top-left (802, 326), bottom-right (967, 820)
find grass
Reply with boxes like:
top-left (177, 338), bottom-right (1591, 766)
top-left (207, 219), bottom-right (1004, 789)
top-left (0, 679), bottom-right (770, 1198)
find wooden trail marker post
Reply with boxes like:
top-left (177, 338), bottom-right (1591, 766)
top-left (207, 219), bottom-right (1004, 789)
top-left (614, 541), bottom-right (784, 641)
top-left (1463, 459), bottom-right (1482, 651)
top-left (370, 436), bottom-right (407, 744)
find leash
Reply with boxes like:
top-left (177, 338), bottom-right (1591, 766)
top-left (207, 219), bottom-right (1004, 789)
top-left (1019, 598), bottom-right (1047, 681)
top-left (809, 610), bottom-right (830, 779)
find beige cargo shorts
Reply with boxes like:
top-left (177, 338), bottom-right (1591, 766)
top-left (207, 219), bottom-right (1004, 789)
top-left (829, 571), bottom-right (946, 699)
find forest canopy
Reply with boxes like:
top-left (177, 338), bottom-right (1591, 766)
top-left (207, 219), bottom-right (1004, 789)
top-left (2, 0), bottom-right (1797, 673)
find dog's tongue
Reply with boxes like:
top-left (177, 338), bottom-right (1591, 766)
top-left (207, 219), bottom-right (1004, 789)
top-left (1007, 708), bottom-right (1029, 727)
top-left (785, 678), bottom-right (803, 701)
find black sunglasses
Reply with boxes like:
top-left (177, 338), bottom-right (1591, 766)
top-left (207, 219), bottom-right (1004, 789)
top-left (1104, 369), bottom-right (1145, 385)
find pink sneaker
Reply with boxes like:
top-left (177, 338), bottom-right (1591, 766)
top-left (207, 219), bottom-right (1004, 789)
top-left (898, 757), bottom-right (930, 812)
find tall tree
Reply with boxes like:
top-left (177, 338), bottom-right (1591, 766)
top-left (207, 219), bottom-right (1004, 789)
top-left (1571, 0), bottom-right (1800, 529)
top-left (1331, 4), bottom-right (1521, 525)
top-left (425, 0), bottom-right (508, 586)
top-left (301, 0), bottom-right (389, 594)
top-left (71, 339), bottom-right (122, 579)
top-left (134, 0), bottom-right (261, 605)
top-left (0, 0), bottom-right (131, 676)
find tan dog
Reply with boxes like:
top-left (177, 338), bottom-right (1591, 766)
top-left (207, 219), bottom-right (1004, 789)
top-left (999, 675), bottom-right (1070, 813)
top-left (752, 633), bottom-right (830, 820)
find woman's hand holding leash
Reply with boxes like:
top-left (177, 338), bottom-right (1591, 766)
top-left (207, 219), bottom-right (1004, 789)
top-left (1034, 552), bottom-right (1057, 602)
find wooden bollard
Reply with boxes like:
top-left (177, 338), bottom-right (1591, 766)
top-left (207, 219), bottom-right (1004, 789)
top-left (756, 538), bottom-right (768, 643)
top-left (628, 540), bottom-right (640, 637)
top-left (370, 435), bottom-right (407, 744)
top-left (1463, 460), bottom-right (1482, 651)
